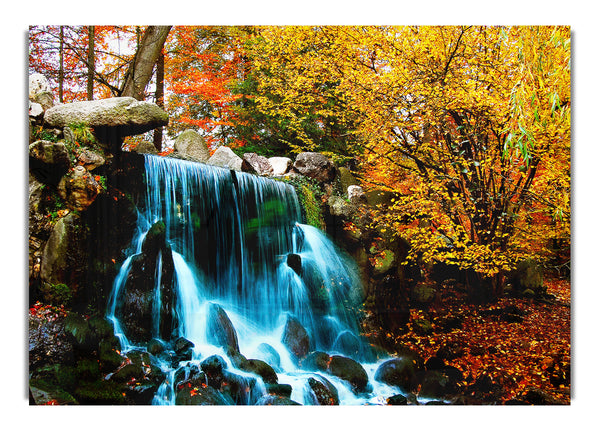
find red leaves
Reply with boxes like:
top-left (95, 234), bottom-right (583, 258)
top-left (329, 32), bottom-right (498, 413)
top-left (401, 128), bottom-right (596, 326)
top-left (372, 275), bottom-right (571, 403)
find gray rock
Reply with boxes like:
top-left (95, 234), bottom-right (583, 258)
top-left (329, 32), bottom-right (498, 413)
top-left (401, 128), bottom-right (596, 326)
top-left (242, 153), bottom-right (273, 176)
top-left (44, 97), bottom-right (168, 138)
top-left (57, 166), bottom-right (100, 211)
top-left (35, 91), bottom-right (55, 111)
top-left (347, 185), bottom-right (366, 204)
top-left (281, 315), bottom-right (310, 360)
top-left (131, 140), bottom-right (158, 155)
top-left (293, 152), bottom-right (336, 182)
top-left (206, 303), bottom-right (240, 353)
top-left (76, 148), bottom-right (106, 171)
top-left (338, 166), bottom-right (359, 191)
top-left (29, 101), bottom-right (44, 119)
top-left (207, 146), bottom-right (243, 171)
top-left (173, 129), bottom-right (210, 162)
top-left (268, 156), bottom-right (292, 176)
top-left (29, 140), bottom-right (71, 184)
top-left (29, 73), bottom-right (52, 100)
top-left (40, 213), bottom-right (85, 286)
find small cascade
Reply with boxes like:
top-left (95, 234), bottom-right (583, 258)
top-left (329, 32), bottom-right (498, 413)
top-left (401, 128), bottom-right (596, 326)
top-left (108, 154), bottom-right (402, 405)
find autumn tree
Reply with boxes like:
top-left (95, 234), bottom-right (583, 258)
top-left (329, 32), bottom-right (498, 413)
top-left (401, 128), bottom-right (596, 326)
top-left (164, 26), bottom-right (251, 149)
top-left (121, 25), bottom-right (171, 101)
top-left (29, 25), bottom-right (142, 101)
top-left (251, 26), bottom-right (570, 298)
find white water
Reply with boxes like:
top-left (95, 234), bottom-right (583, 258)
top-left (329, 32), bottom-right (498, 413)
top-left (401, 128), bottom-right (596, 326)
top-left (108, 154), bottom-right (398, 405)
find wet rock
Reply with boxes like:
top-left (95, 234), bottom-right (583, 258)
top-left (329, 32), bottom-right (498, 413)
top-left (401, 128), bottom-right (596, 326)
top-left (374, 355), bottom-right (424, 393)
top-left (332, 330), bottom-right (361, 357)
top-left (221, 370), bottom-right (259, 405)
top-left (206, 303), bottom-right (240, 353)
top-left (386, 394), bottom-right (408, 405)
top-left (173, 129), bottom-right (210, 162)
top-left (242, 152), bottom-right (273, 176)
top-left (281, 315), bottom-right (311, 360)
top-left (327, 355), bottom-right (369, 393)
top-left (116, 221), bottom-right (176, 344)
top-left (239, 358), bottom-right (278, 384)
top-left (29, 310), bottom-right (74, 369)
top-left (419, 370), bottom-right (461, 399)
top-left (266, 383), bottom-right (292, 397)
top-left (201, 354), bottom-right (228, 389)
top-left (255, 395), bottom-right (301, 405)
top-left (255, 343), bottom-right (281, 371)
top-left (175, 384), bottom-right (232, 405)
top-left (173, 337), bottom-right (194, 362)
top-left (300, 351), bottom-right (330, 372)
top-left (293, 152), bottom-right (336, 183)
top-left (306, 376), bottom-right (339, 405)
top-left (286, 253), bottom-right (302, 276)
top-left (207, 146), bottom-right (243, 171)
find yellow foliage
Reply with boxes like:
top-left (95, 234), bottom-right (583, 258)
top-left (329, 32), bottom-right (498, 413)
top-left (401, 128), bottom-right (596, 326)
top-left (250, 26), bottom-right (570, 277)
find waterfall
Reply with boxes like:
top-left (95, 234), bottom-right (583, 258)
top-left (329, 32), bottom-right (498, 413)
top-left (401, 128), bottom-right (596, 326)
top-left (108, 154), bottom-right (391, 405)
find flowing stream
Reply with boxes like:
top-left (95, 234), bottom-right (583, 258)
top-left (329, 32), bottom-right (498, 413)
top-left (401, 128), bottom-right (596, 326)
top-left (107, 154), bottom-right (397, 405)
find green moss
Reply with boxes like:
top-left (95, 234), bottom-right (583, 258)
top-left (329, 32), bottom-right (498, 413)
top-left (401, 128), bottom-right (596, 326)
top-left (39, 282), bottom-right (73, 306)
top-left (73, 380), bottom-right (127, 405)
top-left (282, 175), bottom-right (324, 229)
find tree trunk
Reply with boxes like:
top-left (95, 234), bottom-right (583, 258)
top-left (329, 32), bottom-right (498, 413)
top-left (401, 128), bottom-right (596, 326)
top-left (87, 26), bottom-right (95, 100)
top-left (58, 26), bottom-right (64, 103)
top-left (121, 26), bottom-right (171, 101)
top-left (153, 50), bottom-right (165, 152)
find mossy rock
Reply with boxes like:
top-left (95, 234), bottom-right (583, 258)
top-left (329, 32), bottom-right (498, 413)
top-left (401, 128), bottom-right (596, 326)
top-left (73, 380), bottom-right (127, 405)
top-left (29, 379), bottom-right (78, 405)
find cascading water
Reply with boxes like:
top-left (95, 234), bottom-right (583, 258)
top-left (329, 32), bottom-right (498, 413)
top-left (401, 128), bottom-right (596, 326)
top-left (107, 154), bottom-right (398, 405)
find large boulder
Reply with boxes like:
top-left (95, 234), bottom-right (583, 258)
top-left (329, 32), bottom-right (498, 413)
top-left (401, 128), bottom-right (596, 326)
top-left (175, 384), bottom-right (232, 405)
top-left (173, 129), bottom-right (210, 162)
top-left (268, 157), bottom-right (292, 176)
top-left (281, 315), bottom-right (311, 360)
top-left (206, 303), bottom-right (240, 354)
top-left (44, 97), bottom-right (168, 148)
top-left (116, 221), bottom-right (176, 344)
top-left (29, 306), bottom-right (74, 369)
top-left (29, 74), bottom-right (52, 100)
top-left (306, 376), bottom-right (339, 405)
top-left (40, 213), bottom-right (88, 290)
top-left (242, 153), bottom-right (273, 176)
top-left (374, 355), bottom-right (424, 393)
top-left (57, 166), bottom-right (101, 212)
top-left (255, 395), bottom-right (301, 405)
top-left (326, 355), bottom-right (369, 393)
top-left (293, 152), bottom-right (336, 182)
top-left (29, 140), bottom-right (71, 186)
top-left (207, 146), bottom-right (243, 171)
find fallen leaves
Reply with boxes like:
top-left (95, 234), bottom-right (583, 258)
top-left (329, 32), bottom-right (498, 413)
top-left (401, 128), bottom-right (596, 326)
top-left (371, 276), bottom-right (570, 403)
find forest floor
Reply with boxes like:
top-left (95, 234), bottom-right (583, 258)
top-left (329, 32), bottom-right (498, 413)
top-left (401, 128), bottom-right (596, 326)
top-left (377, 275), bottom-right (571, 404)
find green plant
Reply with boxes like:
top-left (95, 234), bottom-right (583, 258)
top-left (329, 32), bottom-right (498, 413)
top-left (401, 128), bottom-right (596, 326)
top-left (282, 175), bottom-right (325, 229)
top-left (39, 283), bottom-right (74, 306)
top-left (31, 125), bottom-right (59, 142)
top-left (68, 122), bottom-right (96, 146)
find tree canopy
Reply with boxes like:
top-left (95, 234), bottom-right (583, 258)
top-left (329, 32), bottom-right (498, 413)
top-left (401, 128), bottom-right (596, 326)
top-left (28, 25), bottom-right (571, 287)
